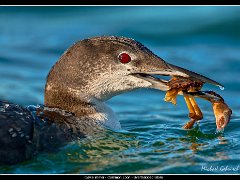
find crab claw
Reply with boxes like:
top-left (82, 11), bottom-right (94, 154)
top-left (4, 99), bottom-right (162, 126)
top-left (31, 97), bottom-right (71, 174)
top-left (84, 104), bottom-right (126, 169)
top-left (186, 91), bottom-right (232, 130)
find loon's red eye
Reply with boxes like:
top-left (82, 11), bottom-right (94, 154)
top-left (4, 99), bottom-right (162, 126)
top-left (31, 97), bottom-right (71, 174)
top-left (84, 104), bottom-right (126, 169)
top-left (118, 53), bottom-right (131, 64)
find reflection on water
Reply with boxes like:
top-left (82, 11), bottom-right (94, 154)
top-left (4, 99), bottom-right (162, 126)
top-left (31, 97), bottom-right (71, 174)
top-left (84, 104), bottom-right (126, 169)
top-left (0, 6), bottom-right (240, 174)
top-left (217, 136), bottom-right (228, 145)
top-left (0, 116), bottom-right (239, 174)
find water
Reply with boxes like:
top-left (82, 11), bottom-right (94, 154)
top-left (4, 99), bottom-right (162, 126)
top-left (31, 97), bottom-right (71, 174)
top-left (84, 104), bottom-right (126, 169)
top-left (0, 6), bottom-right (240, 174)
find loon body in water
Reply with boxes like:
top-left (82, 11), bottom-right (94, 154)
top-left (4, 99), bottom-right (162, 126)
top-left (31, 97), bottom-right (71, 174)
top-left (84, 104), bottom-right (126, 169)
top-left (0, 36), bottom-right (221, 165)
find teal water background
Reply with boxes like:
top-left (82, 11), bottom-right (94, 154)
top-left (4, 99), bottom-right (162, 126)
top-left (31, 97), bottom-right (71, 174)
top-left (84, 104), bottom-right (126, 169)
top-left (0, 6), bottom-right (239, 174)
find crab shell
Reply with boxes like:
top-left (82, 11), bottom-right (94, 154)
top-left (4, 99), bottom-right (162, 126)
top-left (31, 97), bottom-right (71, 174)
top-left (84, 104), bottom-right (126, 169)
top-left (164, 77), bottom-right (204, 105)
top-left (166, 77), bottom-right (204, 92)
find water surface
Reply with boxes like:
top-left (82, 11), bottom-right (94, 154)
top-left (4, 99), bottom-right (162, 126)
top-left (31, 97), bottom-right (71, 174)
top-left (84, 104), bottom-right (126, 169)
top-left (0, 6), bottom-right (239, 174)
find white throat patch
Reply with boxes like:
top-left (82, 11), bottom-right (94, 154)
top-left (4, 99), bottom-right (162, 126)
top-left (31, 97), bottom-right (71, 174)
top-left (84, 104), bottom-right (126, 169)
top-left (88, 98), bottom-right (121, 131)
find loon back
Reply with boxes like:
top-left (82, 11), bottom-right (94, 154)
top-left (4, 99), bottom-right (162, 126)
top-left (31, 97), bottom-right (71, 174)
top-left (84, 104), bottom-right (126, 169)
top-left (0, 101), bottom-right (35, 164)
top-left (0, 101), bottom-right (102, 165)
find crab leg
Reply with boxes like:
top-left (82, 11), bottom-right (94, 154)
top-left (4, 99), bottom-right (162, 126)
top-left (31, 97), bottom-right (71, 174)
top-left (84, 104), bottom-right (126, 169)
top-left (189, 97), bottom-right (203, 120)
top-left (186, 91), bottom-right (232, 130)
top-left (182, 95), bottom-right (203, 129)
top-left (183, 119), bottom-right (196, 129)
top-left (184, 95), bottom-right (196, 119)
top-left (183, 95), bottom-right (196, 129)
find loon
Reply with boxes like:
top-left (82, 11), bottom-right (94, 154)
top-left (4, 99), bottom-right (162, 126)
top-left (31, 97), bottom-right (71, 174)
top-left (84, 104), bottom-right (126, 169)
top-left (0, 36), bottom-right (222, 165)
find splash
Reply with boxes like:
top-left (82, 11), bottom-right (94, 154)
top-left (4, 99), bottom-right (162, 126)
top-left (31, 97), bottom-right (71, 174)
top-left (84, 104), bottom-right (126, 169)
top-left (216, 128), bottom-right (224, 134)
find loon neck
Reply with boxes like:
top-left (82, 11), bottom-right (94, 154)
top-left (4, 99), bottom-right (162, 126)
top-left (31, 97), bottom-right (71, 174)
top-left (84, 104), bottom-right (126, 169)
top-left (44, 85), bottom-right (95, 117)
top-left (44, 85), bottom-right (121, 130)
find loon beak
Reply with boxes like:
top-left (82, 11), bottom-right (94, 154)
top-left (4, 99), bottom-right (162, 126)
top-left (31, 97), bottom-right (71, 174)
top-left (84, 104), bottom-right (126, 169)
top-left (132, 61), bottom-right (223, 91)
top-left (165, 63), bottom-right (223, 87)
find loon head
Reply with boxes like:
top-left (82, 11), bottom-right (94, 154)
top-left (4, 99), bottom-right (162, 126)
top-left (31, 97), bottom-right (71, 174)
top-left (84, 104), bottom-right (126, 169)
top-left (44, 36), bottom-right (221, 129)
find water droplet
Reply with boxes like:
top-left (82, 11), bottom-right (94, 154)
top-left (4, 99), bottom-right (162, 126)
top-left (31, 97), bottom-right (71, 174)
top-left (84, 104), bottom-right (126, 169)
top-left (219, 85), bottom-right (224, 91)
top-left (216, 128), bottom-right (224, 134)
top-left (196, 120), bottom-right (201, 124)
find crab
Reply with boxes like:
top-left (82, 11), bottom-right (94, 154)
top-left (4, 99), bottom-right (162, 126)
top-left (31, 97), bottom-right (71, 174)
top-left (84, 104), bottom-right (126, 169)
top-left (164, 77), bottom-right (232, 130)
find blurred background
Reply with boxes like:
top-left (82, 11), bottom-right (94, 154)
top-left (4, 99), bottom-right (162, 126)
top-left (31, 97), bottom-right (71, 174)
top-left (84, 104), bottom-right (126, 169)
top-left (0, 6), bottom-right (239, 174)
top-left (0, 6), bottom-right (239, 105)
